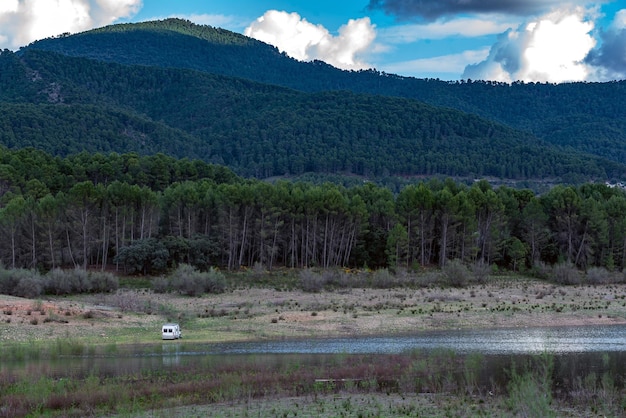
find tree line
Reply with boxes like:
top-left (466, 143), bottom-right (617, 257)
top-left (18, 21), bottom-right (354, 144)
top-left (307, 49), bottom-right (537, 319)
top-left (1, 149), bottom-right (626, 274)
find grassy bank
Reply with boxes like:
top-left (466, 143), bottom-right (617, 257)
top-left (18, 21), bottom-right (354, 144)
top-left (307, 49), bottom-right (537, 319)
top-left (2, 269), bottom-right (626, 416)
top-left (2, 349), bottom-right (625, 417)
top-left (3, 272), bottom-right (626, 347)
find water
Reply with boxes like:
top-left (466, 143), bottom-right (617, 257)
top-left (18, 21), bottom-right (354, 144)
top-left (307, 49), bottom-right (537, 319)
top-left (3, 324), bottom-right (626, 383)
top-left (203, 324), bottom-right (626, 355)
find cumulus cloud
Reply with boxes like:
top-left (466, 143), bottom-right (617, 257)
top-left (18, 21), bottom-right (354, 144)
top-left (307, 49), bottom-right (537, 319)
top-left (585, 9), bottom-right (626, 80)
top-left (0, 0), bottom-right (142, 50)
top-left (462, 7), bottom-right (596, 82)
top-left (368, 0), bottom-right (599, 22)
top-left (244, 10), bottom-right (376, 71)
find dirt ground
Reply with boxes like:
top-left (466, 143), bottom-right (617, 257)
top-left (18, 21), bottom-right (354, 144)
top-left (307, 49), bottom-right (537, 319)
top-left (2, 278), bottom-right (626, 344)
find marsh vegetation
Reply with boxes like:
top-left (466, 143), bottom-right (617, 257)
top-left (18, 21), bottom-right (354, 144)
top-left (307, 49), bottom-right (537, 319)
top-left (2, 266), bottom-right (626, 416)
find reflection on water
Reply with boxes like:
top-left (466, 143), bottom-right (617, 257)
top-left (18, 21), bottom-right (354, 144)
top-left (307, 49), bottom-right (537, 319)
top-left (3, 324), bottom-right (626, 388)
top-left (207, 324), bottom-right (626, 355)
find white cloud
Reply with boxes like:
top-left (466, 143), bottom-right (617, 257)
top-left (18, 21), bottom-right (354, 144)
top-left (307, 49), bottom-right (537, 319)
top-left (244, 10), bottom-right (376, 71)
top-left (0, 0), bottom-right (142, 50)
top-left (463, 7), bottom-right (597, 83)
top-left (382, 48), bottom-right (490, 79)
top-left (180, 14), bottom-right (233, 27)
top-left (0, 0), bottom-right (19, 14)
top-left (380, 17), bottom-right (516, 44)
top-left (585, 8), bottom-right (626, 81)
top-left (611, 9), bottom-right (626, 30)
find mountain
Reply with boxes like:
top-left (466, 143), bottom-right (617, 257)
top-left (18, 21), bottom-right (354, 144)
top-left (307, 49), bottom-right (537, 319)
top-left (0, 19), bottom-right (623, 183)
top-left (25, 18), bottom-right (626, 167)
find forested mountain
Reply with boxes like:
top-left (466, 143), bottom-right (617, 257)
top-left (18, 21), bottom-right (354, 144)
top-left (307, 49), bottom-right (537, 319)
top-left (3, 19), bottom-right (626, 279)
top-left (25, 18), bottom-right (626, 167)
top-left (0, 41), bottom-right (624, 182)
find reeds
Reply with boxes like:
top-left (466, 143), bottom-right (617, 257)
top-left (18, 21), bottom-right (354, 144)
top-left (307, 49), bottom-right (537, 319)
top-left (2, 350), bottom-right (624, 417)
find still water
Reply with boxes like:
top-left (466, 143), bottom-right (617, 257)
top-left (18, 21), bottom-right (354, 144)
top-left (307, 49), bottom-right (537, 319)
top-left (3, 325), bottom-right (626, 384)
top-left (205, 324), bottom-right (626, 355)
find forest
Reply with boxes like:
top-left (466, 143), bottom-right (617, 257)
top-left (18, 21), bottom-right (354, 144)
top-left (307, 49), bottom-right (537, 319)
top-left (2, 148), bottom-right (626, 276)
top-left (25, 18), bottom-right (626, 168)
top-left (0, 48), bottom-right (623, 183)
top-left (3, 19), bottom-right (626, 277)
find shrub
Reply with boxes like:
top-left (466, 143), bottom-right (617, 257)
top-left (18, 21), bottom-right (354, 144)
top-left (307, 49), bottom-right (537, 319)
top-left (299, 269), bottom-right (325, 293)
top-left (45, 268), bottom-right (79, 295)
top-left (89, 271), bottom-right (119, 293)
top-left (371, 268), bottom-right (399, 289)
top-left (111, 290), bottom-right (143, 312)
top-left (204, 267), bottom-right (226, 294)
top-left (552, 262), bottom-right (581, 285)
top-left (250, 262), bottom-right (266, 279)
top-left (152, 276), bottom-right (170, 293)
top-left (586, 267), bottom-right (612, 285)
top-left (72, 268), bottom-right (92, 293)
top-left (170, 264), bottom-right (205, 296)
top-left (441, 259), bottom-right (471, 287)
top-left (415, 271), bottom-right (440, 287)
top-left (0, 268), bottom-right (36, 296)
top-left (170, 264), bottom-right (226, 296)
top-left (530, 261), bottom-right (552, 281)
top-left (471, 261), bottom-right (490, 284)
top-left (15, 275), bottom-right (44, 299)
top-left (506, 354), bottom-right (555, 417)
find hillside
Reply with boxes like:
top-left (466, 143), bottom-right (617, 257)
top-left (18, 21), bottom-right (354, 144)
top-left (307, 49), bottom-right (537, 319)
top-left (25, 18), bottom-right (626, 167)
top-left (0, 19), bottom-right (618, 182)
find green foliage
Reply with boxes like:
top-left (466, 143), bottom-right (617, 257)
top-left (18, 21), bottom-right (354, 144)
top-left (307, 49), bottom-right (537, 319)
top-left (506, 354), bottom-right (555, 417)
top-left (169, 264), bottom-right (225, 296)
top-left (552, 262), bottom-right (582, 285)
top-left (0, 267), bottom-right (117, 297)
top-left (441, 260), bottom-right (471, 287)
top-left (20, 18), bottom-right (626, 176)
top-left (0, 35), bottom-right (623, 182)
top-left (299, 269), bottom-right (325, 293)
top-left (1, 145), bottom-right (626, 276)
top-left (114, 238), bottom-right (169, 275)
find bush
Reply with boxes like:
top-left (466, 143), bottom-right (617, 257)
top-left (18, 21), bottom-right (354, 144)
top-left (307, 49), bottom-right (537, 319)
top-left (204, 267), bottom-right (226, 294)
top-left (299, 269), bottom-right (325, 293)
top-left (90, 271), bottom-right (119, 293)
top-left (586, 267), bottom-right (612, 285)
top-left (0, 268), bottom-right (35, 295)
top-left (170, 264), bottom-right (226, 296)
top-left (46, 268), bottom-right (90, 294)
top-left (530, 262), bottom-right (552, 281)
top-left (552, 262), bottom-right (582, 285)
top-left (152, 276), bottom-right (170, 293)
top-left (441, 259), bottom-right (471, 287)
top-left (471, 261), bottom-right (490, 284)
top-left (170, 264), bottom-right (204, 296)
top-left (415, 271), bottom-right (440, 288)
top-left (15, 274), bottom-right (44, 298)
top-left (371, 268), bottom-right (399, 289)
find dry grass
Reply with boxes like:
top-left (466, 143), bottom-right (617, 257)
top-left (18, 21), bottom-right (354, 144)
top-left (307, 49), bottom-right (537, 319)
top-left (2, 277), bottom-right (626, 344)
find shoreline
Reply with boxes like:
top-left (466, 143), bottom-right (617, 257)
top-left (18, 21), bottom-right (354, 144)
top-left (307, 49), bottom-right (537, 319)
top-left (2, 278), bottom-right (626, 346)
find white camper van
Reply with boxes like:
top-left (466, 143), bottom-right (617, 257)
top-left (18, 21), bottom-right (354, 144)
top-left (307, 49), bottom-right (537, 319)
top-left (162, 323), bottom-right (182, 340)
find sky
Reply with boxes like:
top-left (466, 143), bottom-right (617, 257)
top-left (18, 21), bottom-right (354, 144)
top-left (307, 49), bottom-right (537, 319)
top-left (1, 0), bottom-right (626, 83)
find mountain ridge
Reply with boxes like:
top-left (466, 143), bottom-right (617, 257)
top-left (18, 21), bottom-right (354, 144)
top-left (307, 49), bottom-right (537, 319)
top-left (24, 18), bottom-right (626, 167)
top-left (0, 19), bottom-right (622, 183)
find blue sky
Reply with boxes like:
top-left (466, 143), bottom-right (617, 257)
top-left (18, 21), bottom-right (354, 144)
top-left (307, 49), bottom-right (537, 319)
top-left (1, 1), bottom-right (626, 82)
